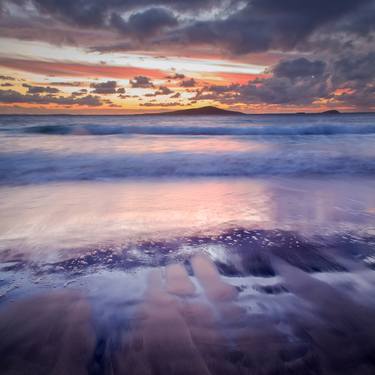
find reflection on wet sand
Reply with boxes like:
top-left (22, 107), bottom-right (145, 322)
top-left (0, 177), bottom-right (375, 374)
top-left (113, 269), bottom-right (214, 375)
top-left (191, 255), bottom-right (237, 302)
top-left (1, 229), bottom-right (375, 374)
top-left (1, 178), bottom-right (374, 257)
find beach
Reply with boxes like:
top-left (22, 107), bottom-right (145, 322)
top-left (1, 114), bottom-right (375, 374)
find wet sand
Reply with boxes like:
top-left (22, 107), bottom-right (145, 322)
top-left (1, 227), bottom-right (375, 374)
top-left (0, 178), bottom-right (375, 374)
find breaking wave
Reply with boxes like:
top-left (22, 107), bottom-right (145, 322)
top-left (18, 123), bottom-right (375, 136)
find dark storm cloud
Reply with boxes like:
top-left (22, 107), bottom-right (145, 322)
top-left (22, 83), bottom-right (60, 94)
top-left (31, 0), bottom-right (108, 28)
top-left (332, 52), bottom-right (375, 87)
top-left (25, 0), bottom-right (226, 28)
top-left (195, 55), bottom-right (375, 108)
top-left (1, 0), bottom-right (374, 109)
top-left (195, 58), bottom-right (330, 106)
top-left (1, 0), bottom-right (373, 54)
top-left (237, 76), bottom-right (329, 105)
top-left (0, 89), bottom-right (106, 106)
top-left (162, 0), bottom-right (373, 54)
top-left (130, 76), bottom-right (154, 88)
top-left (110, 7), bottom-right (178, 38)
top-left (334, 0), bottom-right (375, 36)
top-left (90, 80), bottom-right (124, 94)
top-left (330, 52), bottom-right (375, 109)
top-left (273, 58), bottom-right (326, 80)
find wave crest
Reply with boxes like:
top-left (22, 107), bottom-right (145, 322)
top-left (20, 123), bottom-right (375, 136)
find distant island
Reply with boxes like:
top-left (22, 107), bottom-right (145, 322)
top-left (3, 107), bottom-right (364, 116)
top-left (151, 106), bottom-right (244, 116)
top-left (150, 106), bottom-right (340, 116)
top-left (296, 109), bottom-right (341, 115)
top-left (320, 109), bottom-right (341, 115)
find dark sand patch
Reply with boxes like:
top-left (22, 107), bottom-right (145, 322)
top-left (0, 291), bottom-right (95, 375)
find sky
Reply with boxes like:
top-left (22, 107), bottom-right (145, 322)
top-left (0, 0), bottom-right (374, 114)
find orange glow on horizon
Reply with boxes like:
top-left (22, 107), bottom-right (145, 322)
top-left (0, 52), bottom-right (366, 114)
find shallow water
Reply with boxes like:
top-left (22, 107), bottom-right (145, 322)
top-left (1, 115), bottom-right (375, 374)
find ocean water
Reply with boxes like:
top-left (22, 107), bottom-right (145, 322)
top-left (1, 114), bottom-right (375, 374)
top-left (1, 113), bottom-right (375, 184)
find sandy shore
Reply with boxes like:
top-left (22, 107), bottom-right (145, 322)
top-left (1, 227), bottom-right (375, 374)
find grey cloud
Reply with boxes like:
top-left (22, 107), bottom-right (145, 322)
top-left (1, 0), bottom-right (374, 60)
top-left (140, 101), bottom-right (183, 107)
top-left (186, 0), bottom-right (370, 54)
top-left (180, 78), bottom-right (196, 87)
top-left (1, 1), bottom-right (374, 109)
top-left (273, 58), bottom-right (326, 79)
top-left (48, 81), bottom-right (85, 87)
top-left (166, 73), bottom-right (185, 80)
top-left (334, 0), bottom-right (375, 36)
top-left (330, 52), bottom-right (375, 109)
top-left (22, 83), bottom-right (60, 94)
top-left (26, 0), bottom-right (225, 28)
top-left (118, 93), bottom-right (131, 99)
top-left (1, 0), bottom-right (373, 57)
top-left (111, 7), bottom-right (178, 38)
top-left (130, 76), bottom-right (154, 88)
top-left (195, 54), bottom-right (375, 109)
top-left (333, 86), bottom-right (375, 109)
top-left (0, 75), bottom-right (15, 80)
top-left (146, 86), bottom-right (173, 96)
top-left (71, 89), bottom-right (88, 96)
top-left (90, 80), bottom-right (124, 94)
top-left (195, 58), bottom-right (330, 105)
top-left (0, 89), bottom-right (105, 106)
top-left (332, 52), bottom-right (375, 87)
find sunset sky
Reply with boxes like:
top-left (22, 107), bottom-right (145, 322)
top-left (0, 0), bottom-right (374, 114)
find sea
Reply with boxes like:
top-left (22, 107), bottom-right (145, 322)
top-left (0, 113), bottom-right (375, 374)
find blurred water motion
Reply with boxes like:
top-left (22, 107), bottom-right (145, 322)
top-left (0, 178), bottom-right (374, 374)
top-left (0, 178), bottom-right (374, 255)
top-left (1, 246), bottom-right (375, 374)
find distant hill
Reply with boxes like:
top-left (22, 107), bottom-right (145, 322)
top-left (320, 109), bottom-right (341, 115)
top-left (153, 106), bottom-right (244, 116)
top-left (296, 109), bottom-right (341, 115)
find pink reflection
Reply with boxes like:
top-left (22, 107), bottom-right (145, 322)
top-left (1, 135), bottom-right (270, 155)
top-left (0, 179), bottom-right (273, 257)
top-left (116, 136), bottom-right (270, 154)
top-left (0, 177), bottom-right (374, 261)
